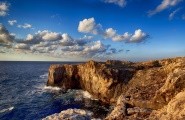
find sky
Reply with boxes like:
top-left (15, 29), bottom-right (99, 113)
top-left (0, 0), bottom-right (185, 61)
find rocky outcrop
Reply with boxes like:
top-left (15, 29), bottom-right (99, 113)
top-left (47, 64), bottom-right (80, 90)
top-left (149, 90), bottom-right (185, 120)
top-left (42, 109), bottom-right (95, 120)
top-left (47, 60), bottom-right (135, 103)
top-left (47, 57), bottom-right (185, 119)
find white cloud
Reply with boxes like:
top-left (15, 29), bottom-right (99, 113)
top-left (78, 17), bottom-right (102, 34)
top-left (42, 31), bottom-right (61, 41)
top-left (26, 34), bottom-right (33, 41)
top-left (0, 24), bottom-right (121, 59)
top-left (60, 33), bottom-right (75, 46)
top-left (0, 2), bottom-right (9, 16)
top-left (104, 0), bottom-right (126, 7)
top-left (112, 29), bottom-right (147, 43)
top-left (8, 20), bottom-right (17, 26)
top-left (129, 29), bottom-right (148, 43)
top-left (104, 28), bottom-right (117, 38)
top-left (18, 23), bottom-right (32, 29)
top-left (112, 32), bottom-right (131, 41)
top-left (24, 30), bottom-right (63, 44)
top-left (169, 8), bottom-right (181, 20)
top-left (60, 40), bottom-right (110, 58)
top-left (78, 18), bottom-right (149, 43)
top-left (14, 43), bottom-right (30, 50)
top-left (148, 0), bottom-right (182, 16)
top-left (84, 41), bottom-right (106, 53)
top-left (30, 43), bottom-right (58, 53)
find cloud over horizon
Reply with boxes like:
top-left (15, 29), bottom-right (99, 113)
top-left (0, 24), bottom-right (121, 59)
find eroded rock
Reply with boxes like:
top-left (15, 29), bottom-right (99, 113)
top-left (149, 90), bottom-right (185, 120)
top-left (42, 109), bottom-right (96, 120)
top-left (46, 57), bottom-right (185, 120)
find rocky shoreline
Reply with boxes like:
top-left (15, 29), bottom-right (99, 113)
top-left (44, 57), bottom-right (185, 120)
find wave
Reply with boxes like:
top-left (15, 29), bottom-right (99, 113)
top-left (24, 85), bottom-right (63, 96)
top-left (67, 90), bottom-right (98, 101)
top-left (43, 86), bottom-right (61, 91)
top-left (39, 73), bottom-right (48, 79)
top-left (0, 106), bottom-right (14, 113)
top-left (34, 85), bottom-right (62, 94)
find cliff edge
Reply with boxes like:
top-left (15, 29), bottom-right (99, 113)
top-left (46, 57), bottom-right (185, 120)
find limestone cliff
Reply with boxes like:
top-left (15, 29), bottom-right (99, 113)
top-left (47, 60), bottom-right (135, 103)
top-left (47, 57), bottom-right (185, 120)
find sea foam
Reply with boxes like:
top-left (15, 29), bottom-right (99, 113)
top-left (39, 73), bottom-right (48, 79)
top-left (0, 106), bottom-right (14, 113)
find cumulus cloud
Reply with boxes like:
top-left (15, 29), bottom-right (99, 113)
top-left (78, 18), bottom-right (149, 43)
top-left (26, 34), bottom-right (33, 41)
top-left (0, 2), bottom-right (9, 16)
top-left (0, 24), bottom-right (14, 44)
top-left (23, 30), bottom-right (63, 44)
top-left (104, 0), bottom-right (127, 7)
top-left (18, 23), bottom-right (32, 29)
top-left (169, 8), bottom-right (181, 20)
top-left (83, 41), bottom-right (107, 54)
top-left (112, 29), bottom-right (148, 43)
top-left (129, 29), bottom-right (148, 43)
top-left (60, 33), bottom-right (75, 46)
top-left (0, 24), bottom-right (120, 59)
top-left (78, 17), bottom-right (103, 34)
top-left (112, 32), bottom-right (131, 42)
top-left (41, 31), bottom-right (61, 41)
top-left (19, 30), bottom-right (111, 58)
top-left (8, 20), bottom-right (17, 26)
top-left (104, 28), bottom-right (117, 38)
top-left (30, 43), bottom-right (58, 53)
top-left (60, 40), bottom-right (111, 58)
top-left (148, 0), bottom-right (182, 16)
top-left (23, 31), bottom-right (93, 47)
top-left (13, 43), bottom-right (30, 50)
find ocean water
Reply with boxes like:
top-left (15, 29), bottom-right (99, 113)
top-left (0, 61), bottom-right (110, 120)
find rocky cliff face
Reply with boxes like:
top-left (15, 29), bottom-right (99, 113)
top-left (47, 57), bottom-right (185, 120)
top-left (47, 60), bottom-right (135, 103)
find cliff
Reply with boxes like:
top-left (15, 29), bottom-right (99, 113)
top-left (46, 57), bottom-right (185, 120)
top-left (47, 60), bottom-right (135, 103)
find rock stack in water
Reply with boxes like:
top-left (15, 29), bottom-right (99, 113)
top-left (46, 57), bottom-right (185, 120)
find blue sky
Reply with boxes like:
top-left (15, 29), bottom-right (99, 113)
top-left (0, 0), bottom-right (185, 61)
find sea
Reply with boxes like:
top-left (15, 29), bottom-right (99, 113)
top-left (0, 61), bottom-right (110, 120)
